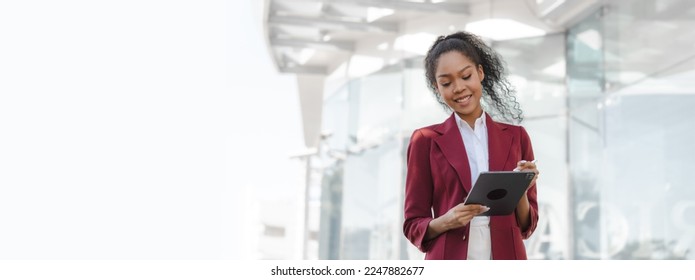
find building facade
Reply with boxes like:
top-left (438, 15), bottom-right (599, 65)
top-left (263, 0), bottom-right (695, 260)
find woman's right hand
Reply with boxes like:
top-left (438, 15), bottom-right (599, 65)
top-left (426, 203), bottom-right (489, 240)
top-left (441, 203), bottom-right (489, 229)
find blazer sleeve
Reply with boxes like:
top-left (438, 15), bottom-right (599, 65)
top-left (519, 126), bottom-right (539, 239)
top-left (403, 129), bottom-right (436, 252)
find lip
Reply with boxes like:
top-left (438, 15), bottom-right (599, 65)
top-left (453, 94), bottom-right (473, 107)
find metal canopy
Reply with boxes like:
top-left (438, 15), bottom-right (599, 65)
top-left (264, 0), bottom-right (472, 75)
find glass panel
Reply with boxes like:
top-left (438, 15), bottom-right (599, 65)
top-left (322, 85), bottom-right (350, 151)
top-left (522, 117), bottom-right (569, 259)
top-left (332, 66), bottom-right (407, 259)
top-left (601, 93), bottom-right (695, 259)
top-left (603, 0), bottom-right (695, 90)
top-left (567, 10), bottom-right (605, 110)
top-left (318, 160), bottom-right (343, 260)
top-left (352, 70), bottom-right (403, 145)
top-left (318, 84), bottom-right (350, 259)
top-left (402, 57), bottom-right (449, 131)
top-left (494, 34), bottom-right (569, 259)
top-left (568, 1), bottom-right (695, 259)
top-left (568, 8), bottom-right (605, 260)
top-left (494, 35), bottom-right (567, 117)
top-left (341, 138), bottom-right (403, 259)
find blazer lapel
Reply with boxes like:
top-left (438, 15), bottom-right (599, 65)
top-left (486, 113), bottom-right (513, 171)
top-left (486, 114), bottom-right (515, 235)
top-left (433, 114), bottom-right (473, 192)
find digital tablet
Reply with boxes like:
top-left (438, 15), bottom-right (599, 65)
top-left (463, 171), bottom-right (535, 216)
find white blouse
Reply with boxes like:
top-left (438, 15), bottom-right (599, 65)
top-left (455, 112), bottom-right (491, 260)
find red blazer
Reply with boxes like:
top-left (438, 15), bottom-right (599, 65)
top-left (403, 113), bottom-right (538, 260)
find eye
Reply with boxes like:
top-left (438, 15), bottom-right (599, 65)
top-left (440, 82), bottom-right (451, 87)
top-left (462, 75), bottom-right (471, 80)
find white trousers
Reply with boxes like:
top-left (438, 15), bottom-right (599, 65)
top-left (466, 216), bottom-right (491, 260)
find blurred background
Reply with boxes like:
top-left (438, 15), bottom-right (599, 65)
top-left (1, 0), bottom-right (693, 261)
top-left (255, 0), bottom-right (695, 260)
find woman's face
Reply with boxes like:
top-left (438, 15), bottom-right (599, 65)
top-left (434, 51), bottom-right (485, 121)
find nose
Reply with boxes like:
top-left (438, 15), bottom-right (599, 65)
top-left (452, 80), bottom-right (464, 94)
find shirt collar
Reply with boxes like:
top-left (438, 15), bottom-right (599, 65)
top-left (455, 111), bottom-right (487, 131)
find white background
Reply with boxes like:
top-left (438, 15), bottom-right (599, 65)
top-left (0, 0), bottom-right (303, 259)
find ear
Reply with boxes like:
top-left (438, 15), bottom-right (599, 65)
top-left (477, 64), bottom-right (485, 82)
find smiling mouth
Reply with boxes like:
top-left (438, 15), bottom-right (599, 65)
top-left (454, 95), bottom-right (472, 103)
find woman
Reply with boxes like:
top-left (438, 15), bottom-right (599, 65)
top-left (403, 31), bottom-right (539, 260)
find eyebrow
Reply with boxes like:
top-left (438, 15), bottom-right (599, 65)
top-left (437, 65), bottom-right (473, 79)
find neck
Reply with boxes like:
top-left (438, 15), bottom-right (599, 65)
top-left (457, 110), bottom-right (484, 129)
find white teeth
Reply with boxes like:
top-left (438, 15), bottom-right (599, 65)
top-left (455, 95), bottom-right (472, 103)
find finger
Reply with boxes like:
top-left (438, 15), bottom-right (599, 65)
top-left (517, 160), bottom-right (537, 167)
top-left (517, 162), bottom-right (536, 169)
top-left (461, 206), bottom-right (488, 217)
top-left (514, 160), bottom-right (531, 171)
top-left (450, 203), bottom-right (465, 212)
top-left (461, 204), bottom-right (481, 211)
top-left (457, 205), bottom-right (490, 218)
top-left (514, 165), bottom-right (534, 172)
top-left (525, 165), bottom-right (539, 176)
top-left (516, 163), bottom-right (539, 175)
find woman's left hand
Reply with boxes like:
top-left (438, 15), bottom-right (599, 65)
top-left (514, 160), bottom-right (539, 191)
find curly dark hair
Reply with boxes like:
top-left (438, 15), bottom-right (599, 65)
top-left (424, 31), bottom-right (523, 123)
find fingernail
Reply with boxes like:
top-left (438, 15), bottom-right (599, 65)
top-left (513, 168), bottom-right (520, 172)
top-left (519, 160), bottom-right (527, 164)
top-left (482, 206), bottom-right (490, 211)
